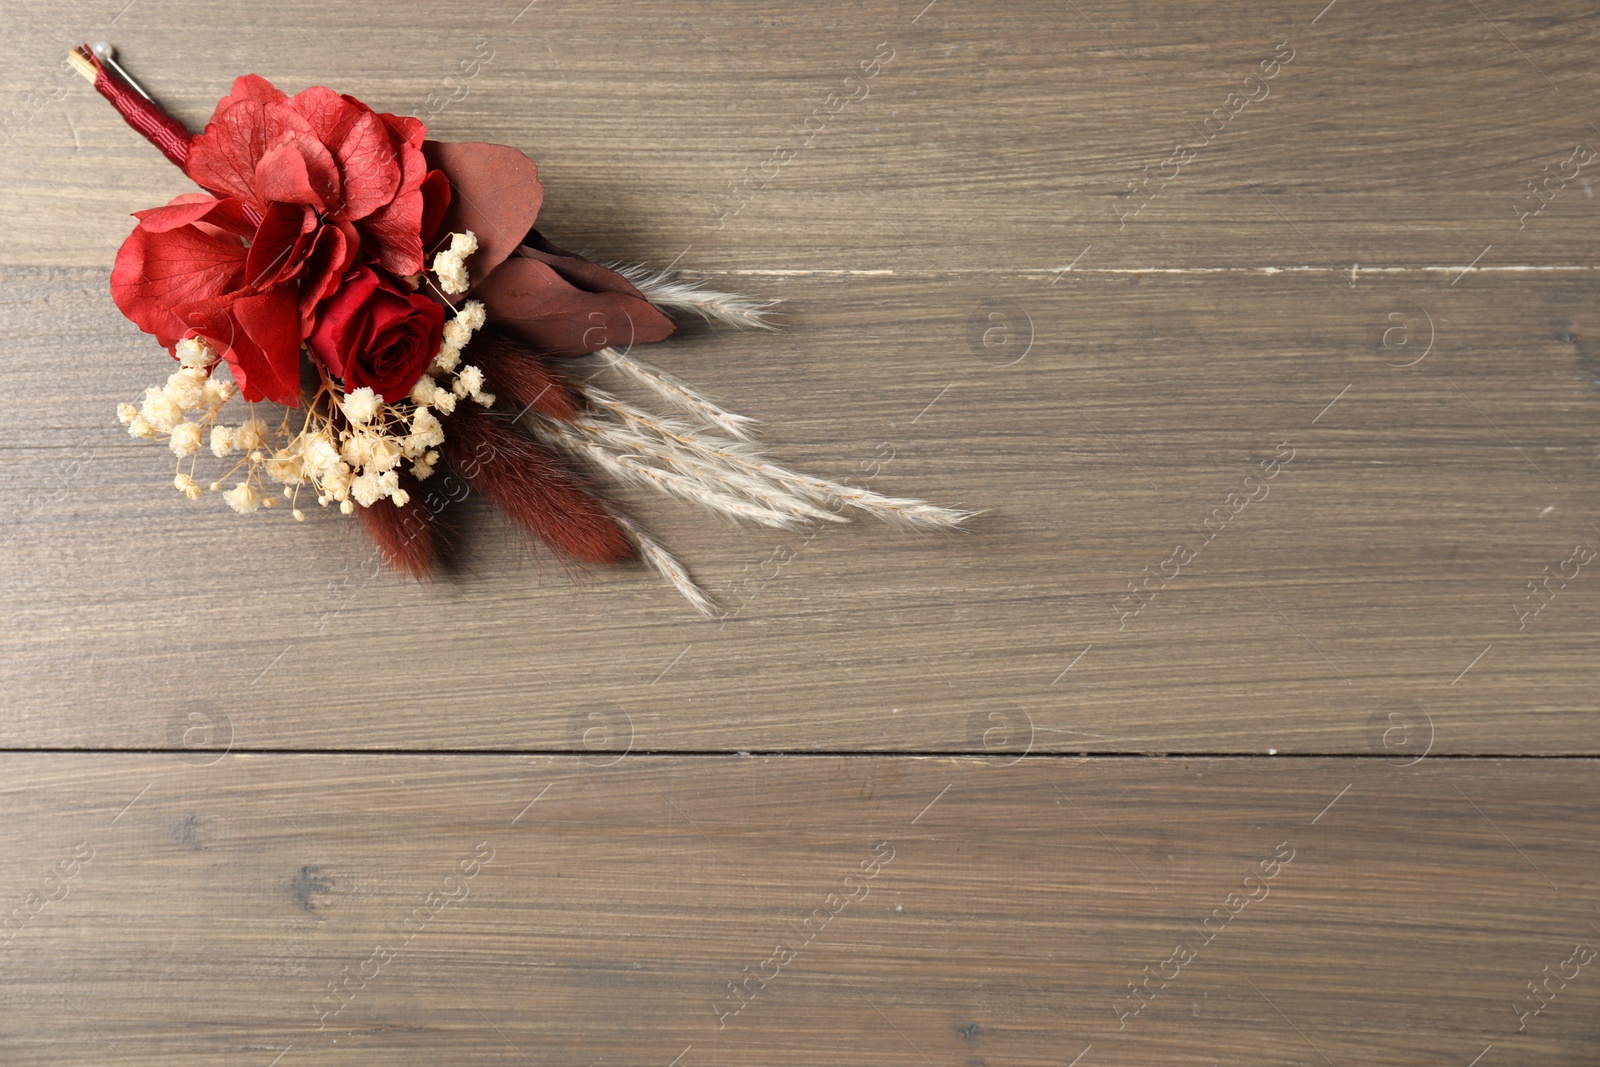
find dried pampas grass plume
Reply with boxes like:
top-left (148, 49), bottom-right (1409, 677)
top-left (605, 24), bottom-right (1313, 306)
top-left (612, 264), bottom-right (781, 332)
top-left (448, 269), bottom-right (974, 615)
top-left (595, 347), bottom-right (759, 442)
top-left (527, 377), bottom-right (976, 545)
top-left (611, 513), bottom-right (719, 618)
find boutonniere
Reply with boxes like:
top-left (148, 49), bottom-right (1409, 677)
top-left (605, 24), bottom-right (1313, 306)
top-left (72, 43), bottom-right (973, 613)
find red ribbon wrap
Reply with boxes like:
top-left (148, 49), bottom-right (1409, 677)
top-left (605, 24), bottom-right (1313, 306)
top-left (80, 46), bottom-right (193, 168)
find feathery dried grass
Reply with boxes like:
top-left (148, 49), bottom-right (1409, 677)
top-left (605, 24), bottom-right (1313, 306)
top-left (535, 416), bottom-right (818, 529)
top-left (594, 347), bottom-right (759, 441)
top-left (613, 264), bottom-right (780, 331)
top-left (587, 385), bottom-right (974, 530)
top-left (611, 513), bottom-right (719, 617)
top-left (511, 269), bottom-right (976, 612)
top-left (532, 381), bottom-right (976, 532)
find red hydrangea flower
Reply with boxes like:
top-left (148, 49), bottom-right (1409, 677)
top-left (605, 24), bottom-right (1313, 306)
top-left (185, 76), bottom-right (450, 275)
top-left (110, 76), bottom-right (450, 404)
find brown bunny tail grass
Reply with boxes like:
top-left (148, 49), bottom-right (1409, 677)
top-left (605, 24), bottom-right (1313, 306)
top-left (468, 334), bottom-right (581, 421)
top-left (443, 399), bottom-right (633, 565)
top-left (355, 470), bottom-right (437, 579)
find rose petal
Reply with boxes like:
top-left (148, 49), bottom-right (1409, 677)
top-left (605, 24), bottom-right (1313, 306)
top-left (421, 140), bottom-right (543, 282)
top-left (307, 265), bottom-right (442, 400)
top-left (306, 265), bottom-right (382, 380)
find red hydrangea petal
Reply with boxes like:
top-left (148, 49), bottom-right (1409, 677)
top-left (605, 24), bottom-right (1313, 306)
top-left (290, 87), bottom-right (400, 221)
top-left (417, 169), bottom-right (451, 248)
top-left (131, 194), bottom-right (252, 236)
top-left (377, 110), bottom-right (426, 154)
top-left (262, 103), bottom-right (341, 205)
top-left (289, 86), bottom-right (349, 138)
top-left (254, 139), bottom-right (327, 210)
top-left (350, 118), bottom-right (439, 272)
top-left (218, 73), bottom-right (288, 109)
top-left (229, 286), bottom-right (305, 403)
top-left (296, 221), bottom-right (358, 336)
top-left (111, 204), bottom-right (249, 346)
top-left (420, 140), bottom-right (543, 281)
top-left (245, 202), bottom-right (317, 290)
top-left (185, 98), bottom-right (273, 205)
top-left (359, 165), bottom-right (452, 276)
top-left (172, 296), bottom-right (242, 358)
top-left (329, 108), bottom-right (399, 220)
top-left (176, 295), bottom-right (296, 405)
top-left (359, 188), bottom-right (427, 276)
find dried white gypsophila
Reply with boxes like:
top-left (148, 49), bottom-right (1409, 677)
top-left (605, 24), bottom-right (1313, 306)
top-left (430, 230), bottom-right (479, 295)
top-left (119, 293), bottom-right (495, 519)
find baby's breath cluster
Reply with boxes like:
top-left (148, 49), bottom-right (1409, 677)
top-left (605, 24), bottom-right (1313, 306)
top-left (117, 337), bottom-right (253, 504)
top-left (409, 298), bottom-right (494, 412)
top-left (116, 232), bottom-right (497, 523)
top-left (255, 381), bottom-right (448, 518)
top-left (430, 230), bottom-right (478, 295)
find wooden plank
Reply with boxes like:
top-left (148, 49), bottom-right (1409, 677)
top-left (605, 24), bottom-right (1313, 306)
top-left (1, 1), bottom-right (1599, 271)
top-left (3, 267), bottom-right (1597, 752)
top-left (0, 754), bottom-right (1594, 1064)
top-left (2, 2), bottom-right (1598, 1064)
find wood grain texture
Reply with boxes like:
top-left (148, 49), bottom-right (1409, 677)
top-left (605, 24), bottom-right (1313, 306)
top-left (1, 0), bottom-right (1598, 1061)
top-left (2, 0), bottom-right (1597, 753)
top-left (0, 756), bottom-right (1596, 1066)
top-left (3, 265), bottom-right (1597, 752)
top-left (3, 2), bottom-right (1600, 272)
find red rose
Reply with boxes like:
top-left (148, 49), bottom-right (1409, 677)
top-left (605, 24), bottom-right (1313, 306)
top-left (307, 265), bottom-right (445, 401)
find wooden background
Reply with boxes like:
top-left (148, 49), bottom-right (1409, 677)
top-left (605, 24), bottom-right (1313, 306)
top-left (1, 0), bottom-right (1597, 1062)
